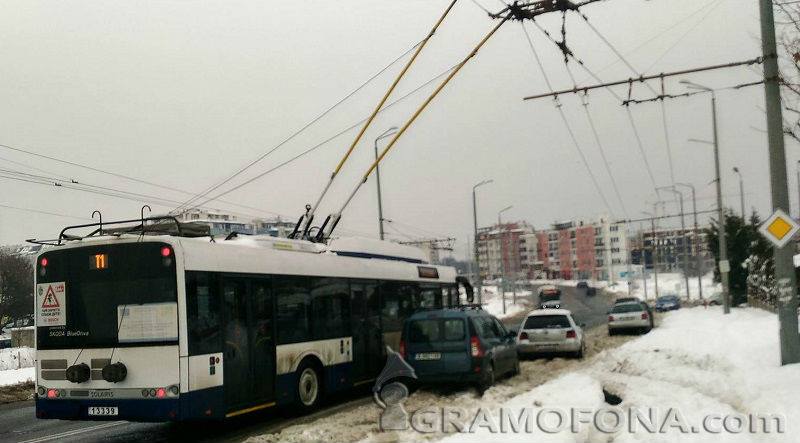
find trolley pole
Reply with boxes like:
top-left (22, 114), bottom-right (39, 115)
top-left (759, 0), bottom-right (800, 364)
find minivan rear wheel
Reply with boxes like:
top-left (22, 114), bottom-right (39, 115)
top-left (478, 363), bottom-right (495, 394)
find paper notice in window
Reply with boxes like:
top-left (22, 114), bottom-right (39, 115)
top-left (117, 302), bottom-right (178, 343)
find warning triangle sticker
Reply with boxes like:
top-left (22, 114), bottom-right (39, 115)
top-left (42, 285), bottom-right (60, 308)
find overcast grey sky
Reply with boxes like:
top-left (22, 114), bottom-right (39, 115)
top-left (0, 0), bottom-right (786, 259)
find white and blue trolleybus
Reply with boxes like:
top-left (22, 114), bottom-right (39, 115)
top-left (32, 217), bottom-right (469, 421)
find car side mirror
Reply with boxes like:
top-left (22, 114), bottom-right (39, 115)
top-left (507, 329), bottom-right (517, 337)
top-left (580, 323), bottom-right (586, 329)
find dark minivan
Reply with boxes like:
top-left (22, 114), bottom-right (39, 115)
top-left (400, 307), bottom-right (519, 392)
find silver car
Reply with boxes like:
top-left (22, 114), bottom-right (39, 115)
top-left (608, 301), bottom-right (653, 335)
top-left (516, 309), bottom-right (586, 358)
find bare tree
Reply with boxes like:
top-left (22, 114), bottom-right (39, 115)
top-left (0, 249), bottom-right (34, 327)
top-left (774, 0), bottom-right (800, 142)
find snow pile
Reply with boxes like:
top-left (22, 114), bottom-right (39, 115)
top-left (0, 347), bottom-right (36, 387)
top-left (0, 367), bottom-right (35, 387)
top-left (441, 307), bottom-right (799, 443)
top-left (479, 285), bottom-right (531, 319)
top-left (592, 272), bottom-right (721, 302)
top-left (0, 347), bottom-right (35, 371)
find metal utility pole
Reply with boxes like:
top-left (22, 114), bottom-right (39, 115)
top-left (733, 167), bottom-right (745, 219)
top-left (683, 81), bottom-right (730, 315)
top-left (643, 210), bottom-right (660, 299)
top-left (472, 179), bottom-right (493, 304)
top-left (374, 127), bottom-right (397, 240)
top-left (640, 224), bottom-right (649, 301)
top-left (676, 183), bottom-right (702, 300)
top-left (498, 205), bottom-right (513, 315)
top-left (626, 226), bottom-right (633, 296)
top-left (759, 0), bottom-right (800, 364)
top-left (659, 186), bottom-right (690, 299)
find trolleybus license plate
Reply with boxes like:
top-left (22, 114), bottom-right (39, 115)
top-left (88, 406), bottom-right (118, 416)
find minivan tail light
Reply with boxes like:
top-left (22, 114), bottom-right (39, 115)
top-left (565, 329), bottom-right (576, 339)
top-left (519, 332), bottom-right (528, 340)
top-left (470, 336), bottom-right (483, 357)
top-left (608, 315), bottom-right (614, 322)
top-left (641, 312), bottom-right (649, 320)
top-left (399, 340), bottom-right (406, 359)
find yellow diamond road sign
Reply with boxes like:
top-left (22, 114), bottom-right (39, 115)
top-left (759, 209), bottom-right (800, 248)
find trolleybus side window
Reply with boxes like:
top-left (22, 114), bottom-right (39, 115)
top-left (186, 272), bottom-right (222, 355)
top-left (275, 276), bottom-right (311, 344)
top-left (310, 278), bottom-right (350, 340)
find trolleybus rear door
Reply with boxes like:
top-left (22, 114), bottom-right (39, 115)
top-left (223, 278), bottom-right (251, 409)
top-left (350, 281), bottom-right (383, 384)
top-left (223, 277), bottom-right (276, 410)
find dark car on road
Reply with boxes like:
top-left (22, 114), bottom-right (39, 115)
top-left (577, 281), bottom-right (596, 296)
top-left (401, 307), bottom-right (519, 392)
top-left (655, 295), bottom-right (681, 312)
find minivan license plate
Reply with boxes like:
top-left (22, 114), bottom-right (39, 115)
top-left (415, 352), bottom-right (441, 361)
top-left (88, 406), bottom-right (118, 416)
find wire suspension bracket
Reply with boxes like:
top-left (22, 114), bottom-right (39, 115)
top-left (318, 0), bottom-right (604, 242)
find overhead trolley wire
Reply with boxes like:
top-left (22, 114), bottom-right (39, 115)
top-left (520, 22), bottom-right (615, 217)
top-left (642, 0), bottom-right (727, 73)
top-left (527, 16), bottom-right (659, 202)
top-left (171, 39), bottom-right (428, 215)
top-left (0, 142), bottom-right (287, 218)
top-left (182, 63), bottom-right (460, 214)
top-left (577, 13), bottom-right (677, 187)
top-left (583, 0), bottom-right (725, 81)
top-left (0, 203), bottom-right (90, 221)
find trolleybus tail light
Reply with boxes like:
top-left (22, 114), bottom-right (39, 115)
top-left (156, 388), bottom-right (166, 398)
top-left (160, 246), bottom-right (172, 257)
top-left (40, 257), bottom-right (48, 267)
top-left (47, 389), bottom-right (57, 399)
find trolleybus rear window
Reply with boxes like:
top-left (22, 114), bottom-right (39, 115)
top-left (36, 242), bottom-right (178, 350)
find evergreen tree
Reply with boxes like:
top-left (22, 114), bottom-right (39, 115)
top-left (705, 210), bottom-right (773, 305)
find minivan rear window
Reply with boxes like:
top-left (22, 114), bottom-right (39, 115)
top-left (523, 315), bottom-right (570, 329)
top-left (408, 319), bottom-right (465, 343)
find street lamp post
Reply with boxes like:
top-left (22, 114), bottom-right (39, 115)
top-left (374, 127), bottom-right (398, 241)
top-left (498, 205), bottom-right (513, 314)
top-left (676, 182), bottom-right (702, 300)
top-left (682, 79), bottom-right (730, 314)
top-left (796, 160), bottom-right (800, 218)
top-left (658, 186), bottom-right (690, 300)
top-left (733, 167), bottom-right (745, 219)
top-left (796, 161), bottom-right (800, 218)
top-left (643, 207), bottom-right (661, 299)
top-left (472, 179), bottom-right (493, 304)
